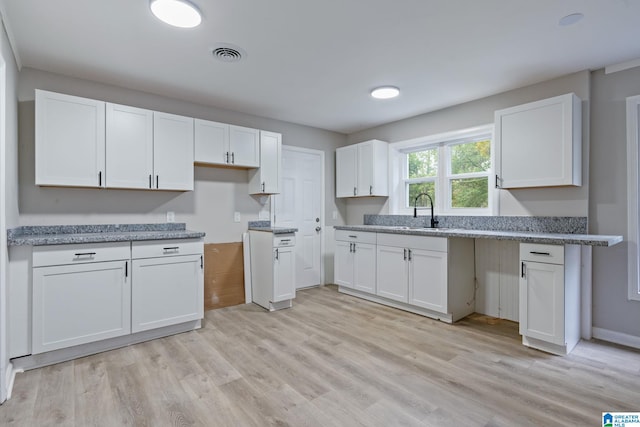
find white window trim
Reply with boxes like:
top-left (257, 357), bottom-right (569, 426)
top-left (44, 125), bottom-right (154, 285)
top-left (626, 94), bottom-right (640, 301)
top-left (389, 124), bottom-right (497, 216)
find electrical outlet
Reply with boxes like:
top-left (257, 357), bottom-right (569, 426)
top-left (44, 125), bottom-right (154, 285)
top-left (332, 210), bottom-right (338, 220)
top-left (166, 211), bottom-right (175, 223)
top-left (234, 211), bottom-right (241, 222)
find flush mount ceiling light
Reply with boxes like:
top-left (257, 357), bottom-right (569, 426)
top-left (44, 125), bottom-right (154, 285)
top-left (559, 13), bottom-right (584, 27)
top-left (150, 0), bottom-right (202, 28)
top-left (371, 86), bottom-right (400, 99)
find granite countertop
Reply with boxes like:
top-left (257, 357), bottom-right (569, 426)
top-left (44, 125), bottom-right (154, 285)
top-left (334, 225), bottom-right (623, 247)
top-left (249, 226), bottom-right (298, 235)
top-left (8, 223), bottom-right (205, 246)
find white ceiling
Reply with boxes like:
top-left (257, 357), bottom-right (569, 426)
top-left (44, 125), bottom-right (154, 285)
top-left (3, 0), bottom-right (640, 134)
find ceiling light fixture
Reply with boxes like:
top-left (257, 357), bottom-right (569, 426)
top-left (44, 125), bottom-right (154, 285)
top-left (371, 86), bottom-right (400, 99)
top-left (559, 13), bottom-right (584, 27)
top-left (150, 0), bottom-right (202, 28)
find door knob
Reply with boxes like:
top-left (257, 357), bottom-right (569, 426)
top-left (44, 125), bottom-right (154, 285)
top-left (315, 226), bottom-right (322, 232)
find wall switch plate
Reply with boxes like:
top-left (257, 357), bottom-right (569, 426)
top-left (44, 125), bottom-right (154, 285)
top-left (234, 212), bottom-right (241, 222)
top-left (332, 210), bottom-right (338, 220)
top-left (166, 211), bottom-right (175, 223)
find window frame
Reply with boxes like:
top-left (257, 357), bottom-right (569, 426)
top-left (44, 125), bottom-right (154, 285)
top-left (389, 124), bottom-right (497, 216)
top-left (626, 94), bottom-right (640, 301)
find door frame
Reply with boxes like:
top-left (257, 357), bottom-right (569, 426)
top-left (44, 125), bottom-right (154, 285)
top-left (271, 145), bottom-right (326, 286)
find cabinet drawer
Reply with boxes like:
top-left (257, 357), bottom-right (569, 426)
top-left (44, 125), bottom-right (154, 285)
top-left (274, 235), bottom-right (295, 247)
top-left (33, 242), bottom-right (130, 267)
top-left (377, 233), bottom-right (447, 252)
top-left (335, 230), bottom-right (376, 244)
top-left (132, 239), bottom-right (203, 259)
top-left (520, 243), bottom-right (564, 264)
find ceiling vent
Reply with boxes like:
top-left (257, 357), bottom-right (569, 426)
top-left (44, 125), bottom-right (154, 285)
top-left (211, 43), bottom-right (246, 63)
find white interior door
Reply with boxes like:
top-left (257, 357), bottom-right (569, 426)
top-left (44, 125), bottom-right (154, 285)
top-left (274, 146), bottom-right (323, 289)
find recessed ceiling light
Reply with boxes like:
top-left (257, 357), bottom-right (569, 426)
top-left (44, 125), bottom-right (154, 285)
top-left (559, 13), bottom-right (584, 27)
top-left (150, 0), bottom-right (202, 28)
top-left (371, 86), bottom-right (400, 99)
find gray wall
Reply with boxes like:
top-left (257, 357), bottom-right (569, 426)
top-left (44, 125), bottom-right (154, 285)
top-left (344, 71), bottom-right (591, 225)
top-left (17, 67), bottom-right (348, 280)
top-left (590, 67), bottom-right (640, 338)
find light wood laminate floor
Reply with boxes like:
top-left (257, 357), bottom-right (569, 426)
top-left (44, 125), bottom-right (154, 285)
top-left (2, 285), bottom-right (639, 426)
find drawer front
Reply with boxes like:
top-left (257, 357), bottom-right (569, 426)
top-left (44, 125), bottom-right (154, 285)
top-left (335, 230), bottom-right (377, 244)
top-left (377, 233), bottom-right (447, 252)
top-left (274, 235), bottom-right (296, 247)
top-left (132, 238), bottom-right (203, 259)
top-left (520, 243), bottom-right (564, 264)
top-left (33, 242), bottom-right (131, 267)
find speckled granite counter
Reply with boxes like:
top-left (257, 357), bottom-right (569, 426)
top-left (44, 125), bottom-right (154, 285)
top-left (248, 226), bottom-right (298, 235)
top-left (247, 221), bottom-right (297, 235)
top-left (7, 223), bottom-right (205, 246)
top-left (334, 225), bottom-right (622, 247)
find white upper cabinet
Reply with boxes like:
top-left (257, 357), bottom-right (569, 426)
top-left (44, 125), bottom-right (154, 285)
top-left (194, 119), bottom-right (229, 165)
top-left (35, 90), bottom-right (106, 188)
top-left (495, 93), bottom-right (582, 189)
top-left (194, 121), bottom-right (259, 168)
top-left (106, 103), bottom-right (154, 189)
top-left (249, 131), bottom-right (282, 194)
top-left (153, 112), bottom-right (194, 191)
top-left (336, 139), bottom-right (388, 198)
top-left (229, 125), bottom-right (260, 167)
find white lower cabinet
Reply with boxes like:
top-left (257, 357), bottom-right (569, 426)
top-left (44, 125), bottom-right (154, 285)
top-left (131, 240), bottom-right (204, 333)
top-left (376, 234), bottom-right (449, 312)
top-left (334, 230), bottom-right (376, 293)
top-left (519, 243), bottom-right (580, 355)
top-left (249, 231), bottom-right (296, 311)
top-left (408, 248), bottom-right (448, 313)
top-left (32, 243), bottom-right (131, 354)
top-left (336, 231), bottom-right (475, 323)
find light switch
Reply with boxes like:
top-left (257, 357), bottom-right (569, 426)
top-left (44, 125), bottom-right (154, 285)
top-left (234, 212), bottom-right (241, 222)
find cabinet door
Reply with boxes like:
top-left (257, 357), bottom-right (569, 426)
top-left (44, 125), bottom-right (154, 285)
top-left (408, 249), bottom-right (448, 313)
top-left (353, 243), bottom-right (376, 293)
top-left (153, 112), bottom-right (194, 191)
top-left (336, 145), bottom-right (358, 197)
top-left (495, 93), bottom-right (581, 188)
top-left (334, 240), bottom-right (354, 288)
top-left (376, 245), bottom-right (408, 302)
top-left (229, 125), bottom-right (259, 167)
top-left (32, 260), bottom-right (130, 354)
top-left (194, 119), bottom-right (229, 165)
top-left (132, 254), bottom-right (203, 333)
top-left (519, 261), bottom-right (565, 345)
top-left (106, 103), bottom-right (154, 189)
top-left (273, 247), bottom-right (295, 302)
top-left (35, 90), bottom-right (105, 188)
top-left (357, 142), bottom-right (374, 197)
top-left (258, 131), bottom-right (282, 194)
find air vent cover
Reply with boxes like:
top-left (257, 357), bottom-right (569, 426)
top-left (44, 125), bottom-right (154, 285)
top-left (211, 43), bottom-right (246, 63)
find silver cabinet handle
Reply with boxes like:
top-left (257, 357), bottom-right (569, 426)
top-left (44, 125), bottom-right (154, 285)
top-left (275, 248), bottom-right (279, 260)
top-left (75, 252), bottom-right (96, 257)
top-left (408, 249), bottom-right (412, 261)
top-left (530, 251), bottom-right (551, 256)
top-left (231, 152), bottom-right (235, 164)
top-left (262, 182), bottom-right (265, 192)
top-left (521, 261), bottom-right (526, 278)
top-left (348, 235), bottom-right (357, 238)
top-left (370, 185), bottom-right (373, 195)
top-left (353, 187), bottom-right (357, 196)
top-left (226, 152), bottom-right (229, 163)
top-left (403, 248), bottom-right (407, 261)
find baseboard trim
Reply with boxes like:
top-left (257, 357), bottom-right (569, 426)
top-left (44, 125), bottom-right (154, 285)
top-left (592, 327), bottom-right (640, 350)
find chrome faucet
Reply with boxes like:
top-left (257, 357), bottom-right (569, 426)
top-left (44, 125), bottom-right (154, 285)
top-left (413, 192), bottom-right (439, 228)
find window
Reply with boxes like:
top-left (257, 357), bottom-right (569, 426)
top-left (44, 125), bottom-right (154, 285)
top-left (390, 125), bottom-right (495, 215)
